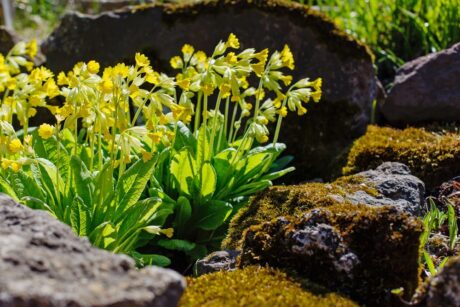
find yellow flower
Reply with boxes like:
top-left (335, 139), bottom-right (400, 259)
top-left (135, 53), bottom-right (150, 67)
top-left (101, 79), bottom-right (114, 94)
top-left (194, 51), bottom-right (207, 64)
top-left (28, 108), bottom-right (37, 118)
top-left (255, 48), bottom-right (269, 63)
top-left (8, 139), bottom-right (23, 153)
top-left (1, 159), bottom-right (11, 170)
top-left (161, 228), bottom-right (174, 238)
top-left (38, 124), bottom-right (54, 139)
top-left (44, 79), bottom-right (60, 98)
top-left (87, 60), bottom-right (100, 74)
top-left (142, 150), bottom-right (153, 162)
top-left (239, 76), bottom-right (249, 89)
top-left (146, 71), bottom-right (160, 85)
top-left (280, 45), bottom-right (295, 70)
top-left (280, 75), bottom-right (293, 86)
top-left (148, 131), bottom-right (163, 144)
top-left (11, 162), bottom-right (21, 173)
top-left (26, 39), bottom-right (38, 58)
top-left (226, 33), bottom-right (240, 49)
top-left (251, 62), bottom-right (265, 77)
top-left (170, 56), bottom-right (183, 69)
top-left (255, 89), bottom-right (265, 101)
top-left (308, 78), bottom-right (322, 91)
top-left (297, 106), bottom-right (307, 116)
top-left (220, 83), bottom-right (231, 98)
top-left (112, 63), bottom-right (129, 77)
top-left (226, 52), bottom-right (238, 65)
top-left (6, 78), bottom-right (16, 90)
top-left (176, 78), bottom-right (191, 91)
top-left (277, 106), bottom-right (288, 117)
top-left (201, 83), bottom-right (215, 96)
top-left (182, 44), bottom-right (195, 56)
top-left (311, 90), bottom-right (322, 103)
top-left (57, 72), bottom-right (69, 85)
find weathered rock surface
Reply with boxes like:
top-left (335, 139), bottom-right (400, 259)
top-left (348, 162), bottom-right (425, 215)
top-left (42, 0), bottom-right (378, 182)
top-left (194, 250), bottom-right (240, 276)
top-left (382, 42), bottom-right (460, 124)
top-left (239, 204), bottom-right (423, 306)
top-left (0, 194), bottom-right (185, 307)
top-left (421, 256), bottom-right (460, 307)
top-left (0, 26), bottom-right (18, 55)
top-left (223, 162), bottom-right (425, 249)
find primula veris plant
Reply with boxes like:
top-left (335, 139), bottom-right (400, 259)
top-left (0, 34), bottom-right (322, 267)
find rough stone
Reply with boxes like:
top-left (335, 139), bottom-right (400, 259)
top-left (0, 26), bottom-right (18, 55)
top-left (239, 204), bottom-right (423, 306)
top-left (347, 162), bottom-right (426, 215)
top-left (421, 256), bottom-right (460, 307)
top-left (382, 42), bottom-right (460, 124)
top-left (194, 250), bottom-right (240, 276)
top-left (42, 0), bottom-right (378, 182)
top-left (0, 194), bottom-right (185, 307)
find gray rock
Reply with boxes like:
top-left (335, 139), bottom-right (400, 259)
top-left (42, 0), bottom-right (377, 183)
top-left (423, 256), bottom-right (460, 307)
top-left (345, 162), bottom-right (426, 216)
top-left (0, 26), bottom-right (18, 55)
top-left (194, 250), bottom-right (240, 276)
top-left (0, 194), bottom-right (185, 307)
top-left (382, 42), bottom-right (460, 124)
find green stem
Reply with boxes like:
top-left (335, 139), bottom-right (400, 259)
top-left (209, 92), bottom-right (222, 156)
top-left (194, 92), bottom-right (203, 133)
top-left (272, 97), bottom-right (288, 145)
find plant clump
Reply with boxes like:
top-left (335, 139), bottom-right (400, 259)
top-left (0, 35), bottom-right (322, 268)
top-left (179, 265), bottom-right (358, 307)
top-left (343, 125), bottom-right (460, 191)
top-left (238, 204), bottom-right (423, 306)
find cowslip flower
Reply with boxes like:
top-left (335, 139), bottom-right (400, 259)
top-left (280, 45), bottom-right (295, 70)
top-left (135, 53), bottom-right (150, 67)
top-left (87, 60), bottom-right (100, 74)
top-left (226, 33), bottom-right (240, 49)
top-left (38, 124), bottom-right (54, 139)
top-left (8, 139), bottom-right (23, 153)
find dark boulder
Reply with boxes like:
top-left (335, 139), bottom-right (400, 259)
top-left (0, 194), bottom-right (185, 307)
top-left (0, 26), bottom-right (18, 55)
top-left (42, 0), bottom-right (378, 182)
top-left (382, 42), bottom-right (460, 124)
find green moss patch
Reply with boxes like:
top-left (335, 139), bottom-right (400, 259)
top-left (180, 266), bottom-right (358, 307)
top-left (343, 125), bottom-right (460, 190)
top-left (222, 175), bottom-right (378, 249)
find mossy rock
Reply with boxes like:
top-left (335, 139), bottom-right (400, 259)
top-left (239, 204), bottom-right (423, 306)
top-left (343, 125), bottom-right (460, 190)
top-left (222, 177), bottom-right (375, 249)
top-left (180, 266), bottom-right (358, 307)
top-left (42, 0), bottom-right (377, 183)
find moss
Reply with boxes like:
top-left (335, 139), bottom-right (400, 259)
top-left (239, 204), bottom-right (423, 306)
top-left (222, 175), bottom-right (379, 249)
top-left (180, 266), bottom-right (358, 307)
top-left (343, 125), bottom-right (460, 190)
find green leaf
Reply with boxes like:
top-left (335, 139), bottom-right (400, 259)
top-left (170, 148), bottom-right (195, 196)
top-left (260, 167), bottom-right (295, 181)
top-left (195, 200), bottom-right (233, 231)
top-left (114, 158), bottom-right (157, 219)
top-left (157, 239), bottom-right (196, 252)
top-left (200, 162), bottom-right (217, 199)
top-left (70, 156), bottom-right (93, 208)
top-left (0, 175), bottom-right (18, 201)
top-left (70, 195), bottom-right (91, 236)
top-left (175, 196), bottom-right (192, 229)
top-left (447, 203), bottom-right (458, 250)
top-left (129, 251), bottom-right (171, 267)
top-left (424, 251), bottom-right (437, 276)
top-left (7, 170), bottom-right (44, 200)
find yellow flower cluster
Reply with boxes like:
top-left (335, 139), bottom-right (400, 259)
top-left (0, 34), bottom-right (322, 173)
